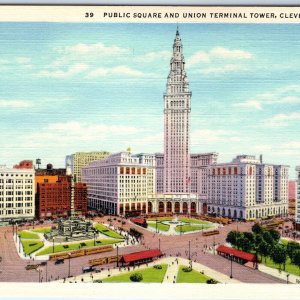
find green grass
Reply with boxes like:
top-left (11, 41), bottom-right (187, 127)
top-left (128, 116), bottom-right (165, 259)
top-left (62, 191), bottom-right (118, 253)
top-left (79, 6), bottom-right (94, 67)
top-left (261, 256), bottom-right (300, 276)
top-left (35, 238), bottom-right (120, 256)
top-left (21, 240), bottom-right (44, 255)
top-left (178, 217), bottom-right (211, 225)
top-left (102, 264), bottom-right (168, 283)
top-left (147, 217), bottom-right (173, 222)
top-left (93, 223), bottom-right (124, 239)
top-left (18, 231), bottom-right (40, 239)
top-left (175, 225), bottom-right (213, 233)
top-left (31, 227), bottom-right (52, 234)
top-left (147, 222), bottom-right (170, 232)
top-left (176, 265), bottom-right (213, 283)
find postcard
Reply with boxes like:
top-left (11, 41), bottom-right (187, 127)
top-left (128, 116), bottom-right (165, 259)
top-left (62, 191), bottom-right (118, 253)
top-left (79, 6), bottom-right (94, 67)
top-left (0, 5), bottom-right (299, 300)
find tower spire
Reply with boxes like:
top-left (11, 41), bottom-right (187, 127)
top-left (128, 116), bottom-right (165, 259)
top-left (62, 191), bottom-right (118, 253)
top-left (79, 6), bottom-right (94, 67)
top-left (163, 31), bottom-right (191, 194)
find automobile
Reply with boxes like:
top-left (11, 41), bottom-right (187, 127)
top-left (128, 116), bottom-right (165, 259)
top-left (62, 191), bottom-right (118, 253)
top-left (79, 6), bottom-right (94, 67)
top-left (55, 259), bottom-right (64, 265)
top-left (82, 266), bottom-right (95, 273)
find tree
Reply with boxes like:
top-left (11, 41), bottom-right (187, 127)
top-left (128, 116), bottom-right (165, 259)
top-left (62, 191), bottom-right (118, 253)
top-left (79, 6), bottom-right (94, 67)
top-left (262, 231), bottom-right (275, 246)
top-left (286, 241), bottom-right (300, 261)
top-left (291, 250), bottom-right (300, 275)
top-left (239, 236), bottom-right (252, 253)
top-left (270, 244), bottom-right (287, 271)
top-left (269, 229), bottom-right (280, 243)
top-left (258, 240), bottom-right (271, 263)
top-left (226, 231), bottom-right (242, 247)
top-left (252, 223), bottom-right (263, 235)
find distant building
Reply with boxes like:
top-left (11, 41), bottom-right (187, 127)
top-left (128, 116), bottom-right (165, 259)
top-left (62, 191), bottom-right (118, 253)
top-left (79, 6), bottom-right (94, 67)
top-left (288, 180), bottom-right (297, 216)
top-left (0, 166), bottom-right (35, 221)
top-left (295, 167), bottom-right (300, 231)
top-left (36, 175), bottom-right (87, 219)
top-left (206, 155), bottom-right (289, 220)
top-left (82, 152), bottom-right (155, 215)
top-left (13, 160), bottom-right (33, 169)
top-left (65, 151), bottom-right (110, 183)
top-left (35, 163), bottom-right (66, 177)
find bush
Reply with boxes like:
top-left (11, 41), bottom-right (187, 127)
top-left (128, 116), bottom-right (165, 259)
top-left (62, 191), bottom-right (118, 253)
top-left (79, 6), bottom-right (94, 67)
top-left (63, 245), bottom-right (69, 248)
top-left (130, 273), bottom-right (143, 282)
top-left (153, 265), bottom-right (162, 269)
top-left (80, 242), bottom-right (86, 246)
top-left (182, 267), bottom-right (192, 272)
top-left (206, 278), bottom-right (218, 284)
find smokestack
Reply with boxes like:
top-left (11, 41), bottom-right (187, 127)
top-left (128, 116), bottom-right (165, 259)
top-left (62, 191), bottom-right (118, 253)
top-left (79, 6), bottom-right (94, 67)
top-left (260, 154), bottom-right (263, 164)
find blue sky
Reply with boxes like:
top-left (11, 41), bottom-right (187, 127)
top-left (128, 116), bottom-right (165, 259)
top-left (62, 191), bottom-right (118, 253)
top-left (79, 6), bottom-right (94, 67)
top-left (0, 23), bottom-right (299, 178)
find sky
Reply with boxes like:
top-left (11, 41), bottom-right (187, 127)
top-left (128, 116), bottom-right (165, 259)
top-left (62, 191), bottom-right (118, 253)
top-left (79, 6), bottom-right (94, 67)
top-left (0, 22), bottom-right (299, 178)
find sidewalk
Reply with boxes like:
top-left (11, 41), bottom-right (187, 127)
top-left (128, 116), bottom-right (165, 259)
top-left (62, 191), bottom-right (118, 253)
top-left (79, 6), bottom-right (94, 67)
top-left (57, 256), bottom-right (240, 284)
top-left (258, 263), bottom-right (300, 284)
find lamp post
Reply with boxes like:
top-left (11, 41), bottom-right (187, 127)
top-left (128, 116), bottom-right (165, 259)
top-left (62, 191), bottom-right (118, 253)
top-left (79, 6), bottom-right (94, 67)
top-left (116, 245), bottom-right (119, 267)
top-left (213, 236), bottom-right (216, 255)
top-left (19, 238), bottom-right (21, 253)
top-left (156, 217), bottom-right (158, 233)
top-left (38, 269), bottom-right (42, 282)
top-left (188, 240), bottom-right (191, 260)
top-left (15, 225), bottom-right (18, 243)
top-left (159, 238), bottom-right (161, 251)
top-left (52, 237), bottom-right (55, 254)
top-left (68, 253), bottom-right (71, 278)
top-left (94, 231), bottom-right (96, 246)
top-left (230, 254), bottom-right (233, 279)
top-left (45, 262), bottom-right (48, 282)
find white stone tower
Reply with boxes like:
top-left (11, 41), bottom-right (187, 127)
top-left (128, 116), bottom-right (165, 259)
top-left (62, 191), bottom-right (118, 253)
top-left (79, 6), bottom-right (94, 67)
top-left (163, 28), bottom-right (191, 193)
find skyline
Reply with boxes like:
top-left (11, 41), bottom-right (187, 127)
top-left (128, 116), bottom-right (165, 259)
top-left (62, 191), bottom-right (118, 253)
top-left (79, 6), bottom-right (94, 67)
top-left (0, 23), bottom-right (299, 177)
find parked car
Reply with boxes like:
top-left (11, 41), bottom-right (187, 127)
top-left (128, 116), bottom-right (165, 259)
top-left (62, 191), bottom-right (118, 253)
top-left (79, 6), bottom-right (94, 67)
top-left (55, 259), bottom-right (64, 265)
top-left (82, 266), bottom-right (95, 273)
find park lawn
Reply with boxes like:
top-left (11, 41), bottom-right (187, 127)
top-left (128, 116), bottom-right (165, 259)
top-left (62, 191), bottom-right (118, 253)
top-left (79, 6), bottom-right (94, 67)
top-left (21, 240), bottom-right (44, 255)
top-left (261, 256), bottom-right (300, 276)
top-left (102, 264), bottom-right (168, 283)
top-left (147, 222), bottom-right (170, 232)
top-left (147, 217), bottom-right (173, 222)
top-left (179, 217), bottom-right (211, 225)
top-left (32, 227), bottom-right (52, 234)
top-left (175, 224), bottom-right (213, 233)
top-left (35, 238), bottom-right (121, 256)
top-left (93, 223), bottom-right (124, 239)
top-left (18, 231), bottom-right (40, 239)
top-left (176, 266), bottom-right (213, 283)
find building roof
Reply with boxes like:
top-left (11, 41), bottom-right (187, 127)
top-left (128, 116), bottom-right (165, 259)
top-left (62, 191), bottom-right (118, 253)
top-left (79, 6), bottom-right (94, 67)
top-left (130, 218), bottom-right (146, 225)
top-left (216, 245), bottom-right (256, 262)
top-left (121, 249), bottom-right (162, 263)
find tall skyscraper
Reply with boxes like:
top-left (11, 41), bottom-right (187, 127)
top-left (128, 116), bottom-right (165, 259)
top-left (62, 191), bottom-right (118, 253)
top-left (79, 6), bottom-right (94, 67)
top-left (163, 29), bottom-right (191, 194)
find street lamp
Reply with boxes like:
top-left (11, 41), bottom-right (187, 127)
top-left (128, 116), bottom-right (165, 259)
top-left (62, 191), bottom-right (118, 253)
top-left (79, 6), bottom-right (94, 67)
top-left (156, 217), bottom-right (158, 233)
top-left (230, 254), bottom-right (233, 279)
top-left (159, 238), bottom-right (161, 251)
top-left (94, 231), bottom-right (96, 246)
top-left (188, 240), bottom-right (191, 260)
top-left (45, 262), bottom-right (48, 282)
top-left (15, 225), bottom-right (18, 243)
top-left (116, 245), bottom-right (119, 267)
top-left (68, 253), bottom-right (71, 278)
top-left (52, 237), bottom-right (55, 254)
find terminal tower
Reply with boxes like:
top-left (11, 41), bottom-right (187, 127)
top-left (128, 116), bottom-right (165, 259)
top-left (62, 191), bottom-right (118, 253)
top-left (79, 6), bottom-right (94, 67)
top-left (163, 28), bottom-right (192, 194)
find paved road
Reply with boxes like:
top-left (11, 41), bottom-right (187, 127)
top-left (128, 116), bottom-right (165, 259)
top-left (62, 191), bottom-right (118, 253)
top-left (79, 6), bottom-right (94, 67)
top-left (0, 217), bottom-right (286, 283)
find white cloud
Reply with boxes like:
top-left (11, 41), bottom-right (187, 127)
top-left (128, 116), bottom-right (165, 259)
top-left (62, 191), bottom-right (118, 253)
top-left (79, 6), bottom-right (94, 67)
top-left (38, 63), bottom-right (89, 79)
top-left (235, 84), bottom-right (300, 111)
top-left (16, 57), bottom-right (31, 64)
top-left (265, 111), bottom-right (300, 127)
top-left (187, 47), bottom-right (253, 67)
top-left (63, 42), bottom-right (128, 57)
top-left (87, 65), bottom-right (151, 78)
top-left (199, 64), bottom-right (246, 75)
top-left (0, 100), bottom-right (33, 108)
top-left (191, 129), bottom-right (241, 143)
top-left (135, 50), bottom-right (171, 63)
top-left (233, 99), bottom-right (262, 110)
top-left (44, 121), bottom-right (142, 142)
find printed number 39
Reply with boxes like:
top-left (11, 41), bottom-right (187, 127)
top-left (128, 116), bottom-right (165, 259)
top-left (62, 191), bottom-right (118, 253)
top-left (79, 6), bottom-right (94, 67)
top-left (85, 13), bottom-right (94, 18)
